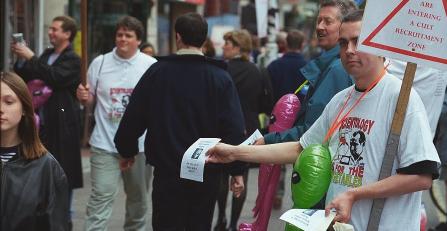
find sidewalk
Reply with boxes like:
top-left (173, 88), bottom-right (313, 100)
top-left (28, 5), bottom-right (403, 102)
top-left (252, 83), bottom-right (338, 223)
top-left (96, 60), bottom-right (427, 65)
top-left (72, 149), bottom-right (293, 231)
top-left (73, 148), bottom-right (446, 231)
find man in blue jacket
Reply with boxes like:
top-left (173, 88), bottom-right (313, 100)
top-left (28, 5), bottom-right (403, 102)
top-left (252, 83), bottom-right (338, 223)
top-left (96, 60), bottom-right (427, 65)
top-left (267, 29), bottom-right (308, 102)
top-left (114, 13), bottom-right (246, 231)
top-left (257, 0), bottom-right (357, 208)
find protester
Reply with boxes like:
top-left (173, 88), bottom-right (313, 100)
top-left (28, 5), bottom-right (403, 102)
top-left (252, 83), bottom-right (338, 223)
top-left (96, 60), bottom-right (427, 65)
top-left (114, 13), bottom-right (246, 231)
top-left (207, 10), bottom-right (439, 231)
top-left (77, 16), bottom-right (156, 231)
top-left (1, 71), bottom-right (69, 230)
top-left (214, 29), bottom-right (265, 231)
top-left (11, 15), bottom-right (82, 227)
top-left (257, 0), bottom-right (357, 209)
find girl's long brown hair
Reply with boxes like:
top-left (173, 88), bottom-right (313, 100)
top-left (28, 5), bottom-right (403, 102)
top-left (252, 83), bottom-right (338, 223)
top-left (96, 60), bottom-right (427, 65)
top-left (1, 71), bottom-right (47, 159)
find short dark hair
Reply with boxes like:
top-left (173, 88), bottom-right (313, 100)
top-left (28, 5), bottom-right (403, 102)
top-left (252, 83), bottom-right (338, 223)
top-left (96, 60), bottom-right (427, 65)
top-left (140, 42), bottom-right (154, 51)
top-left (286, 29), bottom-right (305, 50)
top-left (342, 9), bottom-right (364, 23)
top-left (53, 16), bottom-right (78, 42)
top-left (115, 16), bottom-right (144, 40)
top-left (320, 0), bottom-right (358, 21)
top-left (175, 13), bottom-right (208, 47)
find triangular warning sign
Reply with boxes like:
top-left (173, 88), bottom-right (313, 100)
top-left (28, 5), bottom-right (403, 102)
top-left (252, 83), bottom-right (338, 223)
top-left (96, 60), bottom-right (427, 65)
top-left (361, 0), bottom-right (447, 66)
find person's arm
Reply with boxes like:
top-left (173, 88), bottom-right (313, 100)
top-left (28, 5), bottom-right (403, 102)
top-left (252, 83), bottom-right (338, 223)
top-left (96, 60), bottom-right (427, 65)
top-left (207, 141), bottom-right (302, 165)
top-left (325, 173), bottom-right (432, 223)
top-left (263, 125), bottom-right (304, 144)
top-left (14, 46), bottom-right (81, 88)
top-left (230, 175), bottom-right (245, 198)
top-left (47, 156), bottom-right (70, 231)
top-left (76, 83), bottom-right (95, 107)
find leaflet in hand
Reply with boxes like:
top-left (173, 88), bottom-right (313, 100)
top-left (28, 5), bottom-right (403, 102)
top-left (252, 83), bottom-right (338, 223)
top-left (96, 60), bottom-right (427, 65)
top-left (279, 209), bottom-right (336, 231)
top-left (180, 138), bottom-right (221, 182)
top-left (180, 130), bottom-right (263, 182)
top-left (240, 129), bottom-right (263, 146)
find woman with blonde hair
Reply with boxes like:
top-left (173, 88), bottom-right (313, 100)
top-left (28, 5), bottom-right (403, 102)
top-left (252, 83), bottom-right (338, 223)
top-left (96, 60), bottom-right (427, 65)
top-left (0, 71), bottom-right (69, 230)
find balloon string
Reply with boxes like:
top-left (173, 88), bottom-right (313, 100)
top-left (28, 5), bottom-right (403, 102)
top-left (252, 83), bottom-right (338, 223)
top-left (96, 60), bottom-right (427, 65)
top-left (322, 67), bottom-right (388, 145)
top-left (294, 80), bottom-right (309, 95)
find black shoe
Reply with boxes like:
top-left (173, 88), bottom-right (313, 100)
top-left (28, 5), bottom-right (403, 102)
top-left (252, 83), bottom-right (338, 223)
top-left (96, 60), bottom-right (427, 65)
top-left (214, 218), bottom-right (227, 231)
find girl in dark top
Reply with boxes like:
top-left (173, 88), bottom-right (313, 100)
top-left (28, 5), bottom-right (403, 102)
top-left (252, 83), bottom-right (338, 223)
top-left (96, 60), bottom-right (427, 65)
top-left (0, 71), bottom-right (69, 231)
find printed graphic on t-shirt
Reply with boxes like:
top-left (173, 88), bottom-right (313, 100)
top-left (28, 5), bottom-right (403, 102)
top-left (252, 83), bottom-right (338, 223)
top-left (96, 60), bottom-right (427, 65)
top-left (331, 116), bottom-right (375, 188)
top-left (109, 88), bottom-right (133, 122)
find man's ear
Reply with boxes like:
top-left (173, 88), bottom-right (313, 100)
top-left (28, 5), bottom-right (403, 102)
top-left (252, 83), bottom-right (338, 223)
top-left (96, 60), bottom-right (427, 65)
top-left (176, 33), bottom-right (182, 43)
top-left (64, 31), bottom-right (72, 41)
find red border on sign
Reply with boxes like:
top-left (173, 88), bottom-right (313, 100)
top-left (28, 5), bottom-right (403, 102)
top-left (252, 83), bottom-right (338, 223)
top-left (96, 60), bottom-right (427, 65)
top-left (361, 0), bottom-right (447, 65)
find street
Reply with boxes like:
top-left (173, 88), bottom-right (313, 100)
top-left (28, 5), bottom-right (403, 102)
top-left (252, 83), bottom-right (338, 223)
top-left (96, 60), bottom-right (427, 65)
top-left (72, 149), bottom-right (446, 231)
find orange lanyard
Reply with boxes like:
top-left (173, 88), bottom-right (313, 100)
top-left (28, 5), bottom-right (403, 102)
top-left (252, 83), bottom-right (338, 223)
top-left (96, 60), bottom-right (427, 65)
top-left (322, 68), bottom-right (388, 145)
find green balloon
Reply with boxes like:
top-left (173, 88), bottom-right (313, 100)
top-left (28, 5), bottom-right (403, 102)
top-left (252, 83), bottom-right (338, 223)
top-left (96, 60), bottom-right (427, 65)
top-left (291, 144), bottom-right (332, 209)
top-left (285, 222), bottom-right (303, 231)
top-left (285, 144), bottom-right (332, 231)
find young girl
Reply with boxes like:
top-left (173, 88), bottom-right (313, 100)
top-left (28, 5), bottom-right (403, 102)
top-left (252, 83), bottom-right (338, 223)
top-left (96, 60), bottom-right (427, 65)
top-left (1, 71), bottom-right (69, 230)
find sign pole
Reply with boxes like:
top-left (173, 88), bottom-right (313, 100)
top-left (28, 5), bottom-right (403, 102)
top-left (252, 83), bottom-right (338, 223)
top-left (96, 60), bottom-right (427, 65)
top-left (80, 0), bottom-right (88, 86)
top-left (367, 62), bottom-right (417, 230)
top-left (81, 0), bottom-right (90, 147)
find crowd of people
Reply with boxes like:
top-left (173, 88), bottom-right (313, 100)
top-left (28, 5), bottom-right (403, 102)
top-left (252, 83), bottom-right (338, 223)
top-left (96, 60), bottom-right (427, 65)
top-left (2, 0), bottom-right (447, 230)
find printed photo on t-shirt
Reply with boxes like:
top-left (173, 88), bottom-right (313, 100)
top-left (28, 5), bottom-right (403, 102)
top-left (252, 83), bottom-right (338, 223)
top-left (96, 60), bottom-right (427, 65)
top-left (331, 116), bottom-right (375, 188)
top-left (108, 88), bottom-right (133, 122)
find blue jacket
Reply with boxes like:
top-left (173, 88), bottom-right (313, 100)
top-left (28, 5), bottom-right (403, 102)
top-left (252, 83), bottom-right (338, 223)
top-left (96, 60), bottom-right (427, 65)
top-left (267, 52), bottom-right (307, 102)
top-left (264, 45), bottom-right (353, 144)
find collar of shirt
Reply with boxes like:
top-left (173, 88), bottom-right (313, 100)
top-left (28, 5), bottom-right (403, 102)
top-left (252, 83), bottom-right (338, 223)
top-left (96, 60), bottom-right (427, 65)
top-left (300, 45), bottom-right (341, 86)
top-left (112, 48), bottom-right (141, 64)
top-left (176, 48), bottom-right (204, 56)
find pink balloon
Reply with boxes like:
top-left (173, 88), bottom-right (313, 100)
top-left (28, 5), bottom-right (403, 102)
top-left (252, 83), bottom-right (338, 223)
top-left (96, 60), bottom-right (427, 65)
top-left (27, 79), bottom-right (52, 109)
top-left (269, 94), bottom-right (301, 133)
top-left (241, 94), bottom-right (301, 231)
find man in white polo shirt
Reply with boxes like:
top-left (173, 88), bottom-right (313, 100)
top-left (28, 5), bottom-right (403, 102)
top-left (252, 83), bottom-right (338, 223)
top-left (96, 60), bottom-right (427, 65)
top-left (77, 16), bottom-right (156, 231)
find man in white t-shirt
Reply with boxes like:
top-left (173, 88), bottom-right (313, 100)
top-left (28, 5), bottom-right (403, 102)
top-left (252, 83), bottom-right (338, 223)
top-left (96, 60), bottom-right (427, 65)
top-left (206, 10), bottom-right (440, 231)
top-left (77, 16), bottom-right (156, 231)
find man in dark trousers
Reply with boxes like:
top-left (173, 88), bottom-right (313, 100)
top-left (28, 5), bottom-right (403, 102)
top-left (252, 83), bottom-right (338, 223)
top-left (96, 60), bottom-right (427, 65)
top-left (114, 13), bottom-right (246, 231)
top-left (11, 15), bottom-right (82, 228)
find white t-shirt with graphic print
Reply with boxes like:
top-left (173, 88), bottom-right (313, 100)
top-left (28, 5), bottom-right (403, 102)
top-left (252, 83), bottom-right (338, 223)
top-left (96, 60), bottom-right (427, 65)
top-left (300, 72), bottom-right (440, 231)
top-left (87, 49), bottom-right (157, 153)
